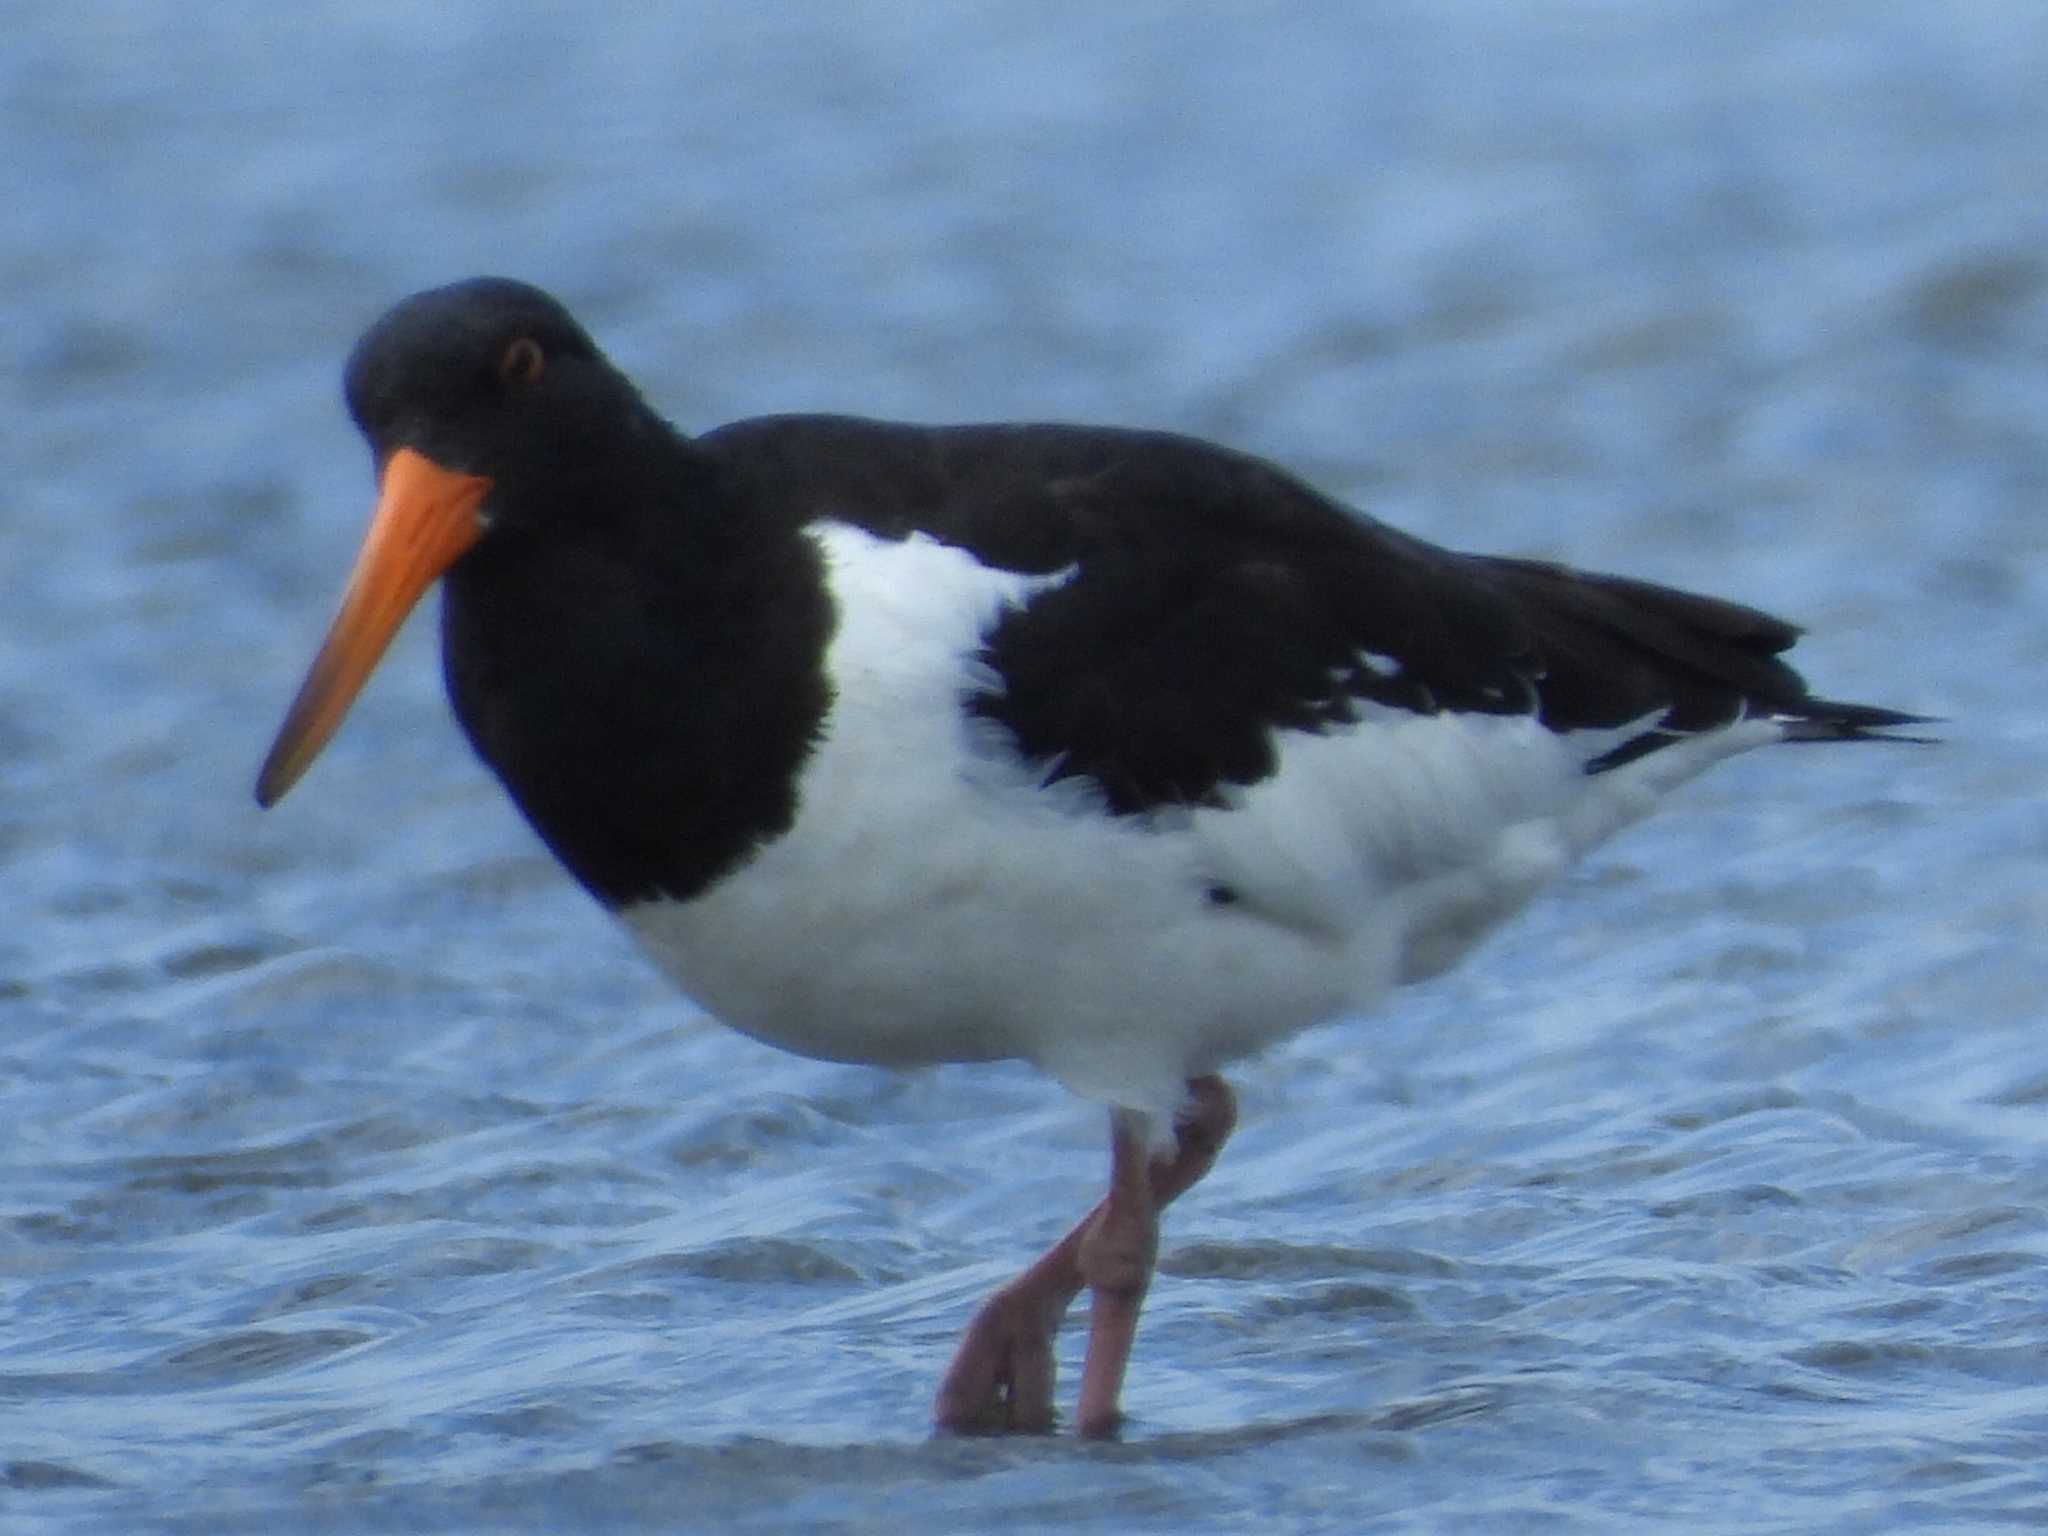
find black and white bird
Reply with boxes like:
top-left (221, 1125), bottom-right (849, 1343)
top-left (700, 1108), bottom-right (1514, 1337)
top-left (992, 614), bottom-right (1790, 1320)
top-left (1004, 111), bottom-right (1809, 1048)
top-left (256, 278), bottom-right (1923, 1438)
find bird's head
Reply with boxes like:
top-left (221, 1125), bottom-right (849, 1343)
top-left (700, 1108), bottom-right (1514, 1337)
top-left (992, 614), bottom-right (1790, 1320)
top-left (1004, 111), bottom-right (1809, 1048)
top-left (255, 277), bottom-right (643, 808)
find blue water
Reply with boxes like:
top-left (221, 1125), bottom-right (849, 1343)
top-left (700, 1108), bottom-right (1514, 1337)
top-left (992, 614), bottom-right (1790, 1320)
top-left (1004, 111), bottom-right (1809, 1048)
top-left (5, 3), bottom-right (2046, 1531)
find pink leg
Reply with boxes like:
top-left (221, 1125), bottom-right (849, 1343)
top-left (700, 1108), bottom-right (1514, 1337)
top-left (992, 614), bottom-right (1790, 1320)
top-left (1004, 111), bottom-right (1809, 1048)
top-left (932, 1075), bottom-right (1237, 1436)
top-left (1072, 1107), bottom-right (1159, 1437)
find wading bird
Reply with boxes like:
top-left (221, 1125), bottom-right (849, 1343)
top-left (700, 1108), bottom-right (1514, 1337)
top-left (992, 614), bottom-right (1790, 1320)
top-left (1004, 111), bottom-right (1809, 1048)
top-left (257, 279), bottom-right (1922, 1436)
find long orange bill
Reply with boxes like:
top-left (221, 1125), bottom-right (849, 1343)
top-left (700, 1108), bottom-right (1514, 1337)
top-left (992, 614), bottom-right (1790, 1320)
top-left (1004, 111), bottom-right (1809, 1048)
top-left (255, 447), bottom-right (492, 807)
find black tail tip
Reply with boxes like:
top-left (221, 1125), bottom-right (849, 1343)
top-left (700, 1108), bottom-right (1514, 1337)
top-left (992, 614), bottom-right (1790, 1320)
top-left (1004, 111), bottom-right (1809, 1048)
top-left (1781, 699), bottom-right (1941, 744)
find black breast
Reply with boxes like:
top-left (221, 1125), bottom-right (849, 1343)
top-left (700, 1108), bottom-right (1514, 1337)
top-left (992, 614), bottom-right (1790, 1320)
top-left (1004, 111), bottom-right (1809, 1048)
top-left (440, 506), bottom-right (834, 908)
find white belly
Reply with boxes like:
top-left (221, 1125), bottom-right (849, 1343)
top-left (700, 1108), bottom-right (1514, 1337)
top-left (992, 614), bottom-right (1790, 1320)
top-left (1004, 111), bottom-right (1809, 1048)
top-left (619, 522), bottom-right (1777, 1118)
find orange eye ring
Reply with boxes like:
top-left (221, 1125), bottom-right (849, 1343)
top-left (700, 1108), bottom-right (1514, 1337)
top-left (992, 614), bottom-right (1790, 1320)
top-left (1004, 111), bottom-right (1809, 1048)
top-left (499, 336), bottom-right (545, 386)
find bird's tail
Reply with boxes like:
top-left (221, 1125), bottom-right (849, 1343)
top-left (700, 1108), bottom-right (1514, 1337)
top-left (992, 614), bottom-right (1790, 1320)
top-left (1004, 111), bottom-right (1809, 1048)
top-left (1776, 698), bottom-right (1939, 744)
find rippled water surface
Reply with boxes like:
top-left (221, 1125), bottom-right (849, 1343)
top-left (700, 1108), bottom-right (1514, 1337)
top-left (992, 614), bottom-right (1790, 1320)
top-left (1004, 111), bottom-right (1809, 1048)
top-left (6, 3), bottom-right (2047, 1532)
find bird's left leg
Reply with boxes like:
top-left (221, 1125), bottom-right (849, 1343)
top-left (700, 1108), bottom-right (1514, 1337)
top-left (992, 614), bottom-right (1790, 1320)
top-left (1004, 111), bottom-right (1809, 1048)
top-left (1071, 1105), bottom-right (1161, 1438)
top-left (931, 1075), bottom-right (1236, 1435)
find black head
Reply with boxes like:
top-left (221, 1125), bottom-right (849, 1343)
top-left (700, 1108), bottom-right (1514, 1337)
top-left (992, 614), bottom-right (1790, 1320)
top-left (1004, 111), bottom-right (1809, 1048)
top-left (342, 277), bottom-right (654, 505)
top-left (256, 278), bottom-right (668, 807)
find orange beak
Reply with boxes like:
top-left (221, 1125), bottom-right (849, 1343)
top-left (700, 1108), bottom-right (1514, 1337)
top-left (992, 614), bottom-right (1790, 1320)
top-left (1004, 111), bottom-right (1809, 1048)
top-left (255, 446), bottom-right (492, 807)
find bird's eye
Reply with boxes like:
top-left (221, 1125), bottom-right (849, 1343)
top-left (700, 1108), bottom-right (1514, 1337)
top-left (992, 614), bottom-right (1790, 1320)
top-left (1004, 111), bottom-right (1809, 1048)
top-left (498, 337), bottom-right (545, 387)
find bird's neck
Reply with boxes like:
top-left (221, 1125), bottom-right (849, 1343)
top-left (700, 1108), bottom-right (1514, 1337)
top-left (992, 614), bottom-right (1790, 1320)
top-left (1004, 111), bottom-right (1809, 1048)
top-left (440, 441), bottom-right (834, 907)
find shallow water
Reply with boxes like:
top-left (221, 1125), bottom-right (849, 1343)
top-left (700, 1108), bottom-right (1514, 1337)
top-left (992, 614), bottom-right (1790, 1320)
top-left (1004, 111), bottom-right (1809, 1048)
top-left (5, 3), bottom-right (2047, 1531)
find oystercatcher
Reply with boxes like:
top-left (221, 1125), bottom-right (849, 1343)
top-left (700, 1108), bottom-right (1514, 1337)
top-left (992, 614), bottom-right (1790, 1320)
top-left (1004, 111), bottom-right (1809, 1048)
top-left (256, 278), bottom-right (1923, 1437)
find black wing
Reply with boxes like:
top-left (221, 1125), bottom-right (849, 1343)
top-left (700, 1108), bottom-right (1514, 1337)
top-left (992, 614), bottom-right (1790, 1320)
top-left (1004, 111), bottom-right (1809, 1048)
top-left (705, 414), bottom-right (1920, 816)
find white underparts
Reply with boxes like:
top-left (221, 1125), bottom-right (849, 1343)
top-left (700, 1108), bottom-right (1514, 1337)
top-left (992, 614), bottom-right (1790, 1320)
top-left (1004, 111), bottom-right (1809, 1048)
top-left (620, 523), bottom-right (1781, 1118)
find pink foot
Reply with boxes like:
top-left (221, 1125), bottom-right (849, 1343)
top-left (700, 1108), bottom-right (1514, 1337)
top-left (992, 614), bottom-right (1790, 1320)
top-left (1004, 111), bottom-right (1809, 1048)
top-left (931, 1263), bottom-right (1074, 1434)
top-left (931, 1076), bottom-right (1238, 1437)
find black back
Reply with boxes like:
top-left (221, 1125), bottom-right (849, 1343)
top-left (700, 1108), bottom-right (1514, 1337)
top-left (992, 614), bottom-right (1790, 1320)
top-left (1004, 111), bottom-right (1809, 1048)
top-left (347, 282), bottom-right (1916, 910)
top-left (697, 415), bottom-right (1894, 815)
